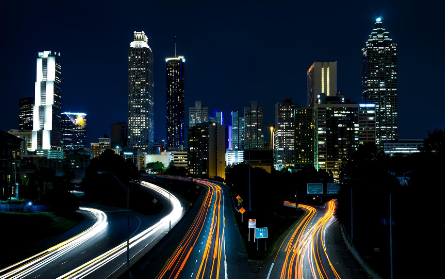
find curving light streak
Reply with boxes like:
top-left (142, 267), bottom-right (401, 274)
top-left (0, 207), bottom-right (108, 279)
top-left (155, 177), bottom-right (225, 279)
top-left (280, 199), bottom-right (341, 279)
top-left (57, 181), bottom-right (183, 279)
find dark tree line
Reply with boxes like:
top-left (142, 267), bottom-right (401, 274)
top-left (336, 129), bottom-right (445, 278)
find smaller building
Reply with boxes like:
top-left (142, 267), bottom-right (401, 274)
top-left (19, 97), bottom-right (34, 131)
top-left (226, 149), bottom-right (244, 166)
top-left (172, 150), bottom-right (188, 168)
top-left (8, 129), bottom-right (32, 155)
top-left (244, 149), bottom-right (274, 173)
top-left (0, 130), bottom-right (22, 199)
top-left (91, 135), bottom-right (111, 158)
top-left (384, 139), bottom-right (423, 156)
top-left (111, 122), bottom-right (127, 149)
top-left (61, 112), bottom-right (87, 150)
top-left (145, 153), bottom-right (171, 168)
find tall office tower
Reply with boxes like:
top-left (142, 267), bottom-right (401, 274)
top-left (362, 18), bottom-right (398, 145)
top-left (19, 97), bottom-right (35, 130)
top-left (244, 101), bottom-right (264, 149)
top-left (230, 111), bottom-right (245, 150)
top-left (358, 104), bottom-right (376, 144)
top-left (166, 54), bottom-right (185, 151)
top-left (31, 51), bottom-right (62, 152)
top-left (209, 109), bottom-right (224, 125)
top-left (274, 98), bottom-right (298, 169)
top-left (294, 107), bottom-right (315, 169)
top-left (61, 112), bottom-right (87, 150)
top-left (188, 122), bottom-right (225, 179)
top-left (307, 62), bottom-right (337, 107)
top-left (189, 101), bottom-right (209, 127)
top-left (111, 122), bottom-right (127, 149)
top-left (128, 31), bottom-right (154, 152)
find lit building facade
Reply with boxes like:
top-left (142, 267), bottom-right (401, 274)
top-left (189, 101), bottom-right (208, 127)
top-left (166, 55), bottom-right (185, 151)
top-left (362, 18), bottom-right (398, 145)
top-left (274, 98), bottom-right (298, 169)
top-left (19, 97), bottom-right (34, 131)
top-left (188, 122), bottom-right (225, 179)
top-left (244, 101), bottom-right (264, 149)
top-left (61, 112), bottom-right (87, 150)
top-left (8, 129), bottom-right (32, 155)
top-left (294, 107), bottom-right (315, 169)
top-left (314, 98), bottom-right (376, 179)
top-left (307, 62), bottom-right (337, 107)
top-left (128, 31), bottom-right (154, 152)
top-left (230, 111), bottom-right (245, 150)
top-left (384, 139), bottom-right (423, 156)
top-left (226, 149), bottom-right (244, 166)
top-left (31, 51), bottom-right (62, 152)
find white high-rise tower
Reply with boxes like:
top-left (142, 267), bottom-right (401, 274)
top-left (31, 51), bottom-right (62, 153)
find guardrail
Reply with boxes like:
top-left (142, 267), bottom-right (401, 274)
top-left (0, 204), bottom-right (51, 212)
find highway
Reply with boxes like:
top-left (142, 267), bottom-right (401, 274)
top-left (266, 199), bottom-right (341, 279)
top-left (155, 178), bottom-right (227, 279)
top-left (0, 181), bottom-right (182, 279)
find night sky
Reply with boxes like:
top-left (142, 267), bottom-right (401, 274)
top-left (1, 0), bottom-right (443, 145)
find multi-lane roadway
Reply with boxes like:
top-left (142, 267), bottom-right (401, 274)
top-left (0, 181), bottom-right (182, 279)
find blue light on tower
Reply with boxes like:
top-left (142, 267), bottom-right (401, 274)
top-left (376, 17), bottom-right (382, 22)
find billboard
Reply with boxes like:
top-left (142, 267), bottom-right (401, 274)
top-left (248, 219), bottom-right (256, 228)
top-left (255, 227), bottom-right (268, 239)
top-left (307, 183), bottom-right (323, 194)
top-left (327, 183), bottom-right (340, 194)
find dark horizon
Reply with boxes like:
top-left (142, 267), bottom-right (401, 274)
top-left (1, 0), bottom-right (443, 145)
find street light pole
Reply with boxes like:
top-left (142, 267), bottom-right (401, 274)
top-left (390, 193), bottom-right (393, 279)
top-left (351, 187), bottom-right (353, 244)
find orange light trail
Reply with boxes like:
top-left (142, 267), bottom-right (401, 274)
top-left (279, 199), bottom-right (341, 279)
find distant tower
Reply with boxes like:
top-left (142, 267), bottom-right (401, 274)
top-left (19, 97), bottom-right (34, 131)
top-left (128, 31), bottom-right (154, 152)
top-left (61, 112), bottom-right (87, 150)
top-left (244, 101), bottom-right (264, 149)
top-left (166, 51), bottom-right (185, 151)
top-left (307, 62), bottom-right (337, 107)
top-left (31, 51), bottom-right (62, 151)
top-left (189, 101), bottom-right (209, 127)
top-left (362, 18), bottom-right (398, 144)
top-left (274, 98), bottom-right (298, 169)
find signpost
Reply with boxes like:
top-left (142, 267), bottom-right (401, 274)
top-left (327, 183), bottom-right (340, 194)
top-left (248, 219), bottom-right (256, 242)
top-left (255, 227), bottom-right (268, 251)
top-left (239, 207), bottom-right (245, 222)
top-left (307, 183), bottom-right (323, 195)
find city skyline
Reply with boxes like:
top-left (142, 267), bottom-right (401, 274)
top-left (0, 2), bottom-right (443, 145)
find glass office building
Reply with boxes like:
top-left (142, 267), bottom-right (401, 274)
top-left (61, 112), bottom-right (87, 150)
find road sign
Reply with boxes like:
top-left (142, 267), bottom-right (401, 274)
top-left (236, 195), bottom-right (241, 200)
top-left (248, 219), bottom-right (256, 228)
top-left (239, 207), bottom-right (246, 214)
top-left (255, 227), bottom-right (268, 239)
top-left (327, 183), bottom-right (340, 194)
top-left (307, 183), bottom-right (323, 194)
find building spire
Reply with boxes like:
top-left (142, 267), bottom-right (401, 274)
top-left (174, 36), bottom-right (177, 58)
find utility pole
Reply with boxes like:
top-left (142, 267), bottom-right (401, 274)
top-left (390, 193), bottom-right (393, 279)
top-left (351, 187), bottom-right (353, 244)
top-left (249, 148), bottom-right (251, 212)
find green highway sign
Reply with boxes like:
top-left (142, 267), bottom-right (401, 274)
top-left (307, 183), bottom-right (323, 194)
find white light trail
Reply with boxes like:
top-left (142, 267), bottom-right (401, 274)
top-left (57, 181), bottom-right (183, 279)
top-left (0, 208), bottom-right (108, 279)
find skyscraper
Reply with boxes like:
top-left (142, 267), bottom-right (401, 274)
top-left (230, 111), bottom-right (245, 150)
top-left (128, 31), bottom-right (154, 152)
top-left (244, 101), bottom-right (264, 149)
top-left (362, 18), bottom-right (398, 145)
top-left (166, 54), bottom-right (185, 151)
top-left (31, 51), bottom-right (62, 152)
top-left (61, 112), bottom-right (87, 150)
top-left (19, 97), bottom-right (34, 131)
top-left (209, 109), bottom-right (224, 125)
top-left (307, 62), bottom-right (337, 107)
top-left (274, 98), bottom-right (298, 169)
top-left (189, 101), bottom-right (209, 127)
top-left (294, 107), bottom-right (315, 169)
